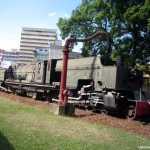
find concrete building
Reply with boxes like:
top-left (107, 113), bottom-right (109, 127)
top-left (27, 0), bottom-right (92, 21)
top-left (33, 45), bottom-right (81, 62)
top-left (2, 51), bottom-right (19, 62)
top-left (19, 27), bottom-right (57, 65)
top-left (0, 49), bottom-right (19, 68)
top-left (33, 48), bottom-right (49, 62)
top-left (49, 45), bottom-right (81, 59)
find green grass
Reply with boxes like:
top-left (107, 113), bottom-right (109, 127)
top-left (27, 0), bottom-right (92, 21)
top-left (0, 96), bottom-right (150, 150)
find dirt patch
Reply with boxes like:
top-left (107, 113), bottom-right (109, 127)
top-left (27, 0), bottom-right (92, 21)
top-left (0, 91), bottom-right (150, 138)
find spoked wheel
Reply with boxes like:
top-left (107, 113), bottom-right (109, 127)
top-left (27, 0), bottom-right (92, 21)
top-left (125, 105), bottom-right (136, 120)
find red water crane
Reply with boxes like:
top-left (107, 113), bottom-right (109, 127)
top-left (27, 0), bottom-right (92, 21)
top-left (58, 31), bottom-right (109, 104)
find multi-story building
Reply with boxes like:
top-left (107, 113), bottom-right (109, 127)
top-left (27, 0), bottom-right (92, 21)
top-left (19, 27), bottom-right (57, 65)
top-left (0, 49), bottom-right (19, 68)
top-left (33, 48), bottom-right (49, 62)
top-left (33, 45), bottom-right (81, 62)
top-left (49, 45), bottom-right (81, 59)
top-left (2, 51), bottom-right (19, 62)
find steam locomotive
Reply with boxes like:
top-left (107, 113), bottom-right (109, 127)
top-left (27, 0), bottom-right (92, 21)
top-left (0, 56), bottom-right (150, 120)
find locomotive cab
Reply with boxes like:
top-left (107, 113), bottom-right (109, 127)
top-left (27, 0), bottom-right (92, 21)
top-left (34, 59), bottom-right (61, 85)
top-left (5, 66), bottom-right (13, 80)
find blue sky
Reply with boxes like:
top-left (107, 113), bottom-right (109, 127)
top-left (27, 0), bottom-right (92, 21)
top-left (0, 0), bottom-right (82, 51)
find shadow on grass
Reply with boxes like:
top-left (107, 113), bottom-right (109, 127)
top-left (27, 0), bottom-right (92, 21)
top-left (0, 132), bottom-right (15, 150)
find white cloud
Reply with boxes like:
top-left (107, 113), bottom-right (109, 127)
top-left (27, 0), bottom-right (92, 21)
top-left (49, 12), bottom-right (57, 17)
top-left (64, 13), bottom-right (70, 18)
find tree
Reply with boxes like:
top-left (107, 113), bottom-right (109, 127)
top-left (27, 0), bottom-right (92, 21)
top-left (57, 0), bottom-right (150, 65)
top-left (123, 0), bottom-right (150, 63)
top-left (57, 0), bottom-right (111, 58)
top-left (110, 0), bottom-right (150, 63)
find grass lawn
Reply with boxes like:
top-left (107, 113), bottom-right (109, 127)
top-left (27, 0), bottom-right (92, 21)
top-left (0, 96), bottom-right (150, 150)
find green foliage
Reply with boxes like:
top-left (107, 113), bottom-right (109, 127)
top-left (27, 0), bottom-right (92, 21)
top-left (141, 65), bottom-right (150, 71)
top-left (57, 0), bottom-right (150, 66)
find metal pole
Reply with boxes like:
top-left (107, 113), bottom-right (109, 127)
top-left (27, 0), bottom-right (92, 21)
top-left (58, 39), bottom-right (76, 104)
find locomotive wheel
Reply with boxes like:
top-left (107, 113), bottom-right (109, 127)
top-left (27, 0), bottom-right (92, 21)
top-left (101, 108), bottom-right (108, 115)
top-left (125, 105), bottom-right (136, 120)
top-left (45, 96), bottom-right (52, 103)
top-left (32, 93), bottom-right (38, 100)
top-left (12, 88), bottom-right (16, 94)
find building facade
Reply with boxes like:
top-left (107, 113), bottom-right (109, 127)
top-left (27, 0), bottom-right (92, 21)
top-left (19, 27), bottom-right (57, 65)
top-left (0, 49), bottom-right (19, 68)
top-left (33, 48), bottom-right (49, 62)
top-left (33, 45), bottom-right (81, 62)
top-left (49, 45), bottom-right (81, 59)
top-left (2, 51), bottom-right (19, 62)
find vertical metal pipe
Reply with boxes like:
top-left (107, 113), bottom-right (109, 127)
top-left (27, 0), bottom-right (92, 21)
top-left (58, 39), bottom-right (76, 104)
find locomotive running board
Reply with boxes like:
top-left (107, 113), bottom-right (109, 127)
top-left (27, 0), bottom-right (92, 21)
top-left (4, 81), bottom-right (56, 89)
